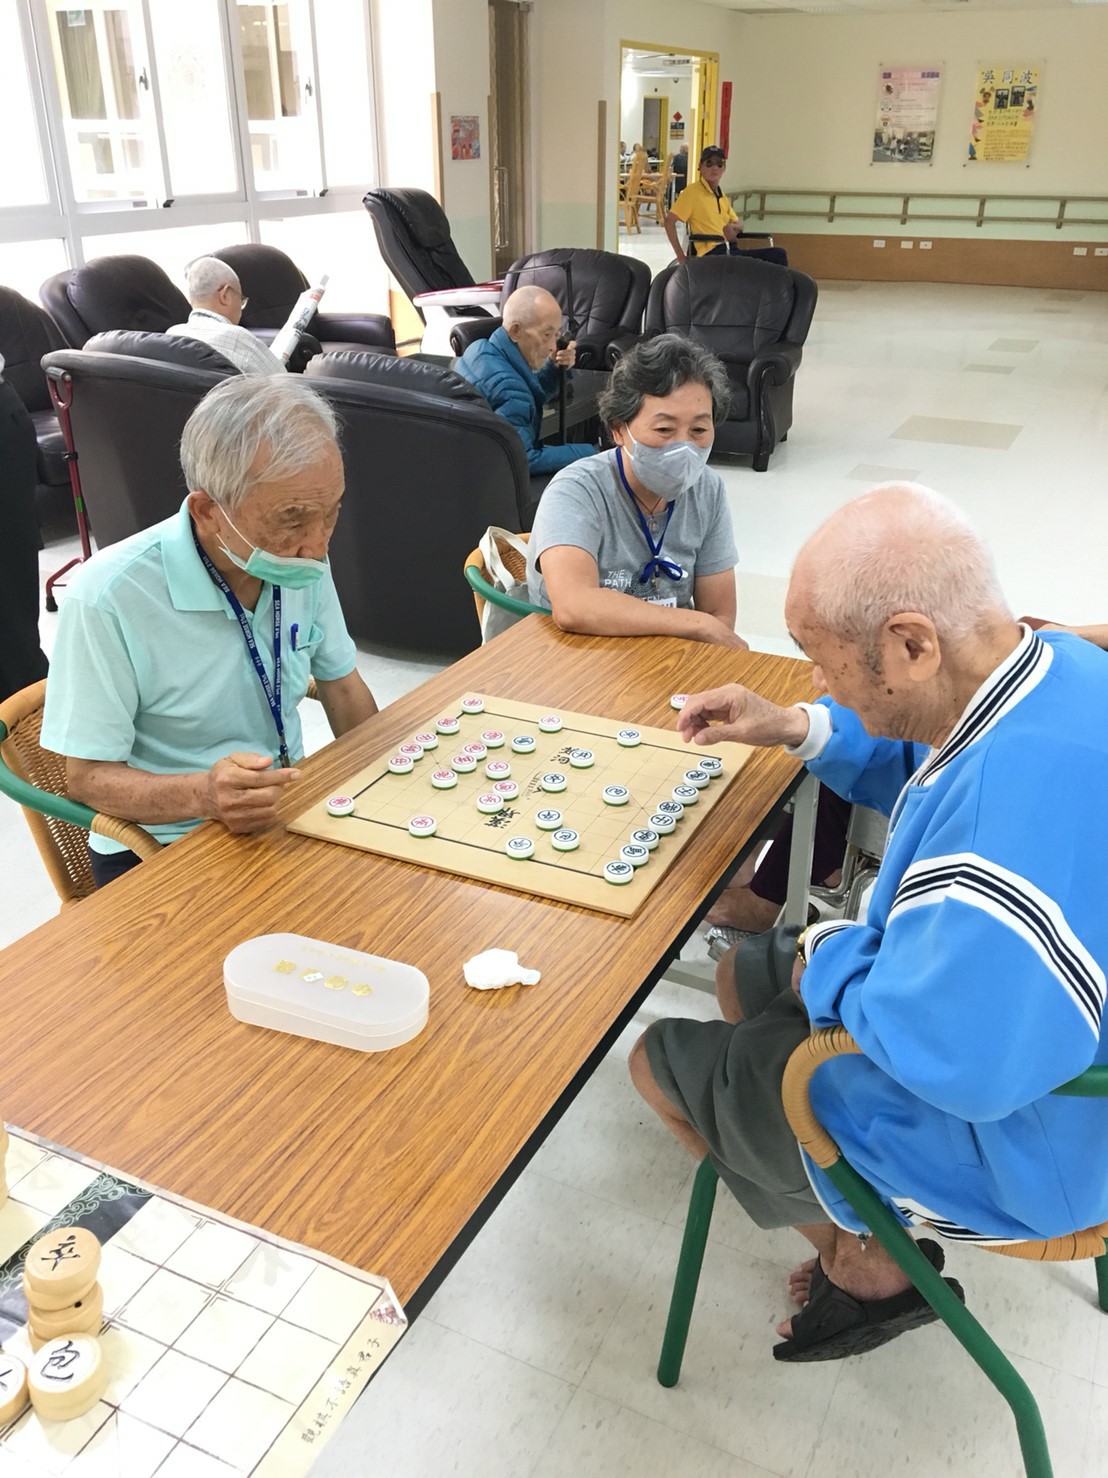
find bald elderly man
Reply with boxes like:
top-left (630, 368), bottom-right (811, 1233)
top-left (631, 483), bottom-right (1108, 1362)
top-left (455, 286), bottom-right (595, 475)
top-left (167, 256), bottom-right (287, 377)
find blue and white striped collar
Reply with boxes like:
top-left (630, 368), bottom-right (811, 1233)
top-left (914, 623), bottom-right (1052, 788)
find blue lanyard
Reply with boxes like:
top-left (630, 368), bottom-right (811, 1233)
top-left (192, 529), bottom-right (290, 768)
top-left (615, 447), bottom-right (682, 588)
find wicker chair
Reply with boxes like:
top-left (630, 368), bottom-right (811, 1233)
top-left (0, 680), bottom-right (161, 905)
top-left (463, 532), bottom-right (543, 637)
top-left (659, 1024), bottom-right (1108, 1478)
top-left (618, 151), bottom-right (648, 234)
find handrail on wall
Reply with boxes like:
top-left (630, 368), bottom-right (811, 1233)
top-left (731, 187), bottom-right (1108, 231)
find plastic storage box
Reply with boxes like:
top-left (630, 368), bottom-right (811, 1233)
top-left (224, 933), bottom-right (429, 1052)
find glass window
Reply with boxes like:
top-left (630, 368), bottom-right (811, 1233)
top-left (0, 1), bottom-right (49, 206)
top-left (236, 0), bottom-right (318, 192)
top-left (314, 0), bottom-right (373, 188)
top-left (0, 239), bottom-right (70, 301)
top-left (258, 211), bottom-right (388, 314)
top-left (48, 1), bottom-right (159, 203)
top-left (81, 221), bottom-right (250, 287)
top-left (148, 0), bottom-right (238, 196)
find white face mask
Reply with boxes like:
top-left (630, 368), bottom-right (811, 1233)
top-left (627, 437), bottom-right (712, 500)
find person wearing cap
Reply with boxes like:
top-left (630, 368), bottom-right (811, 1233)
top-left (664, 146), bottom-right (742, 265)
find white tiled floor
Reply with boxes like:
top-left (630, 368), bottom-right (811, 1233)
top-left (7, 264), bottom-right (1108, 1474)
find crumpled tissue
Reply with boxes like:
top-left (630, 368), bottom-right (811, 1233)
top-left (463, 948), bottom-right (542, 990)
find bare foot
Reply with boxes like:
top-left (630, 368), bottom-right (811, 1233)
top-left (775, 1239), bottom-right (913, 1338)
top-left (787, 1257), bottom-right (817, 1307)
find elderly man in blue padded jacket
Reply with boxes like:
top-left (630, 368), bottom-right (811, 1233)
top-left (456, 285), bottom-right (595, 476)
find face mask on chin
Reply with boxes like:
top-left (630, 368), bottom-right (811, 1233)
top-left (626, 437), bottom-right (712, 501)
top-left (218, 507), bottom-right (328, 588)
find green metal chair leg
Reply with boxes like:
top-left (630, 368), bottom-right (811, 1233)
top-left (1096, 1248), bottom-right (1108, 1314)
top-left (657, 1157), bottom-right (719, 1387)
top-left (825, 1158), bottom-right (1054, 1478)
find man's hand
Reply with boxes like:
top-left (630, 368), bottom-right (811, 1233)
top-left (551, 341), bottom-right (576, 370)
top-left (206, 751), bottom-right (300, 833)
top-left (791, 956), bottom-right (805, 997)
top-left (723, 220), bottom-right (742, 243)
top-left (676, 685), bottom-right (810, 749)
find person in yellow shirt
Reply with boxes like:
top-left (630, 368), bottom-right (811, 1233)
top-left (664, 145), bottom-right (742, 264)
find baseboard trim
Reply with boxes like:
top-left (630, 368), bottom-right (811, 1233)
top-left (768, 234), bottom-right (1108, 291)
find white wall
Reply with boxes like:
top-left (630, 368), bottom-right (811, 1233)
top-left (729, 8), bottom-right (1108, 238)
top-left (620, 68), bottom-right (696, 157)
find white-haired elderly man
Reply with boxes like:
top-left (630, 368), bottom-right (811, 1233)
top-left (167, 256), bottom-right (287, 376)
top-left (41, 377), bottom-right (377, 888)
top-left (631, 483), bottom-right (1108, 1363)
top-left (455, 285), bottom-right (595, 476)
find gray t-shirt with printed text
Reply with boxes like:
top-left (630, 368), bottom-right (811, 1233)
top-left (526, 449), bottom-right (738, 609)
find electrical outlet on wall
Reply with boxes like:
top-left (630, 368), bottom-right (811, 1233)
top-left (1073, 247), bottom-right (1088, 256)
top-left (873, 239), bottom-right (885, 248)
top-left (900, 240), bottom-right (913, 249)
top-left (1095, 248), bottom-right (1108, 257)
top-left (919, 241), bottom-right (932, 250)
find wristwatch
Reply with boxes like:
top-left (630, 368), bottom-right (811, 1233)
top-left (795, 924), bottom-right (814, 962)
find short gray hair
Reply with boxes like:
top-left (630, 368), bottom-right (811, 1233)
top-left (502, 284), bottom-right (559, 332)
top-left (805, 483), bottom-right (1011, 645)
top-left (184, 255), bottom-right (239, 302)
top-left (180, 376), bottom-right (340, 513)
top-left (598, 334), bottom-right (732, 429)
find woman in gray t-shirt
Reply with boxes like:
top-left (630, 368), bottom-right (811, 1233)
top-left (526, 334), bottom-right (747, 650)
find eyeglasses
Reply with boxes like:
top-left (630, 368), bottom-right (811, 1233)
top-left (224, 285), bottom-right (249, 310)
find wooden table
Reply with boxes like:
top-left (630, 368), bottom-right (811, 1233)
top-left (0, 620), bottom-right (813, 1312)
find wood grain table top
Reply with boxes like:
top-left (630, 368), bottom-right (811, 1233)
top-left (0, 619), bottom-right (814, 1306)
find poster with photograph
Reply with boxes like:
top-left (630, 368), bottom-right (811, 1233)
top-left (873, 66), bottom-right (941, 164)
top-left (968, 66), bottom-right (1039, 163)
top-left (451, 115), bottom-right (480, 160)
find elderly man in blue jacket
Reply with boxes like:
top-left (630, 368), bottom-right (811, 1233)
top-left (456, 286), bottom-right (595, 475)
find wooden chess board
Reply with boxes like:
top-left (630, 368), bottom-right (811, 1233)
top-left (288, 694), bottom-right (753, 918)
top-left (0, 1127), bottom-right (405, 1474)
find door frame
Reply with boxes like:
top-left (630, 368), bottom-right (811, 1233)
top-left (616, 38), bottom-right (720, 243)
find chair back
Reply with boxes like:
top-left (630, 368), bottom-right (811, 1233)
top-left (0, 681), bottom-right (97, 904)
top-left (40, 256), bottom-right (191, 348)
top-left (0, 286), bottom-right (66, 413)
top-left (463, 532), bottom-right (542, 635)
top-left (209, 243), bottom-right (309, 331)
top-left (363, 188), bottom-right (477, 310)
top-left (623, 151), bottom-right (647, 200)
top-left (646, 257), bottom-right (817, 367)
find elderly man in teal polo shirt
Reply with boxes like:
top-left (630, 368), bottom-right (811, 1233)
top-left (41, 375), bottom-right (378, 888)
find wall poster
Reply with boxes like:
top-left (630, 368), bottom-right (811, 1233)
top-left (450, 115), bottom-right (480, 160)
top-left (873, 66), bottom-right (941, 164)
top-left (968, 66), bottom-right (1039, 163)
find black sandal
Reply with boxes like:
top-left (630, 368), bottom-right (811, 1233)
top-left (773, 1237), bottom-right (965, 1363)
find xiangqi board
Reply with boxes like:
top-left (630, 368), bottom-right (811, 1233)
top-left (0, 1127), bottom-right (405, 1474)
top-left (288, 694), bottom-right (754, 918)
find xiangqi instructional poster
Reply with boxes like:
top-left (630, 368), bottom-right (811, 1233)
top-left (968, 66), bottom-right (1039, 163)
top-left (873, 66), bottom-right (941, 164)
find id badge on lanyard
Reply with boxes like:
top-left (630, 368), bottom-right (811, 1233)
top-left (614, 448), bottom-right (683, 594)
top-left (192, 529), bottom-right (291, 768)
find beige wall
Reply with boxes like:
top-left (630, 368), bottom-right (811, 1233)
top-left (729, 8), bottom-right (1108, 240)
top-left (532, 0), bottom-right (743, 250)
top-left (370, 0), bottom-right (492, 280)
top-left (432, 0), bottom-right (493, 278)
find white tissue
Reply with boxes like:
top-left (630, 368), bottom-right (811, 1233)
top-left (463, 948), bottom-right (542, 990)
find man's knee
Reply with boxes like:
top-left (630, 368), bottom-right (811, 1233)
top-left (628, 1030), bottom-right (653, 1098)
top-left (715, 947), bottom-right (744, 1024)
